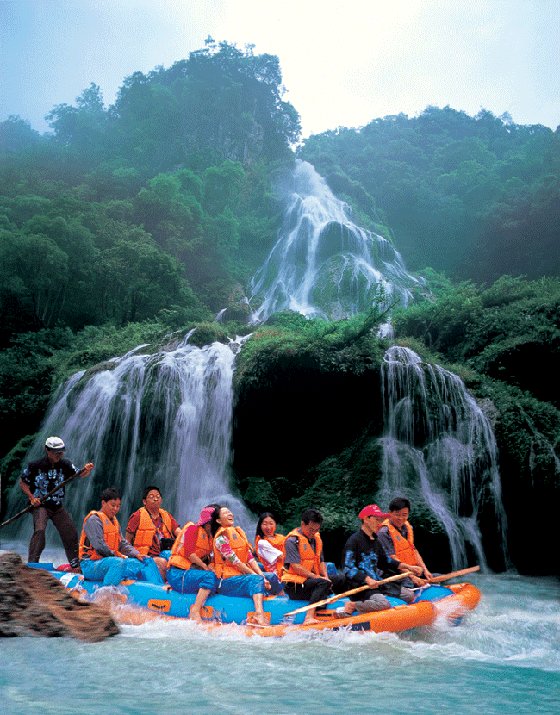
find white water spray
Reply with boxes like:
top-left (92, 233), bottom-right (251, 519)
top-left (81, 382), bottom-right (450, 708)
top-left (378, 346), bottom-right (508, 568)
top-left (250, 160), bottom-right (422, 322)
top-left (8, 334), bottom-right (252, 533)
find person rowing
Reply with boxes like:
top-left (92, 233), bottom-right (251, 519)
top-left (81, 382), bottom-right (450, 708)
top-left (376, 497), bottom-right (433, 586)
top-left (338, 504), bottom-right (416, 617)
top-left (19, 436), bottom-right (94, 572)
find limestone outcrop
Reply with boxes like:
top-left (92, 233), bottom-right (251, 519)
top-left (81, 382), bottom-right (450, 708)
top-left (0, 552), bottom-right (119, 641)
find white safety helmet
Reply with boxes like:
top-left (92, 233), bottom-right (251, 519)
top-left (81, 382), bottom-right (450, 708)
top-left (45, 436), bottom-right (65, 450)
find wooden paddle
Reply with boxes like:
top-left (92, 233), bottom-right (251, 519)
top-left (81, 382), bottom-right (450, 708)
top-left (283, 571), bottom-right (412, 617)
top-left (0, 464), bottom-right (93, 529)
top-left (411, 565), bottom-right (481, 590)
top-left (428, 566), bottom-right (480, 583)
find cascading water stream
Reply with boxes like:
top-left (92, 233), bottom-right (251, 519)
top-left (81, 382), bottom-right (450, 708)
top-left (7, 333), bottom-right (252, 537)
top-left (250, 160), bottom-right (422, 322)
top-left (248, 160), bottom-right (508, 565)
top-left (6, 161), bottom-right (508, 570)
top-left (378, 346), bottom-right (508, 569)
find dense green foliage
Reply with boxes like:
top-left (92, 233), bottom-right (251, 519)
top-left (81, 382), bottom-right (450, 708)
top-left (0, 41), bottom-right (300, 456)
top-left (231, 278), bottom-right (559, 572)
top-left (0, 41), bottom-right (300, 343)
top-left (393, 274), bottom-right (560, 406)
top-left (234, 308), bottom-right (387, 389)
top-left (301, 107), bottom-right (560, 282)
top-left (1, 41), bottom-right (558, 573)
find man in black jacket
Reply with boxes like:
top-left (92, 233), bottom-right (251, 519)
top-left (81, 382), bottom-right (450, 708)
top-left (19, 436), bottom-right (93, 568)
top-left (339, 504), bottom-right (414, 615)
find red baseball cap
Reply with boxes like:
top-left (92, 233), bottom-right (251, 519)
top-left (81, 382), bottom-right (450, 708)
top-left (358, 504), bottom-right (390, 520)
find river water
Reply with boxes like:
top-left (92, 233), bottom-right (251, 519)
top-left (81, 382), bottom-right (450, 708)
top-left (1, 552), bottom-right (558, 715)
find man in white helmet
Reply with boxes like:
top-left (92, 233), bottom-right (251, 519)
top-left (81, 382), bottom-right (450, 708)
top-left (19, 436), bottom-right (94, 570)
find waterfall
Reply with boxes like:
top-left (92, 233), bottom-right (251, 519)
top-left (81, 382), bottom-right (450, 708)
top-left (248, 159), bottom-right (508, 565)
top-left (6, 159), bottom-right (508, 571)
top-left (378, 346), bottom-right (508, 569)
top-left (250, 160), bottom-right (422, 322)
top-left (8, 333), bottom-right (252, 537)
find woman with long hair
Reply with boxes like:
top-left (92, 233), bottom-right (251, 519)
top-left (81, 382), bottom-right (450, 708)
top-left (255, 512), bottom-right (285, 579)
top-left (212, 507), bottom-right (281, 626)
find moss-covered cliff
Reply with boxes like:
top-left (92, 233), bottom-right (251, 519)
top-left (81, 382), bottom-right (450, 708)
top-left (231, 313), bottom-right (559, 575)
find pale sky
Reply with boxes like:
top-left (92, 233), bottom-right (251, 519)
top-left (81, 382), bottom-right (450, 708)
top-left (1, 0), bottom-right (559, 138)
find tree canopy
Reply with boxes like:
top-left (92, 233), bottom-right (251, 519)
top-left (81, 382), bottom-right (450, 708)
top-left (0, 41), bottom-right (300, 343)
top-left (300, 106), bottom-right (560, 282)
top-left (0, 43), bottom-right (558, 551)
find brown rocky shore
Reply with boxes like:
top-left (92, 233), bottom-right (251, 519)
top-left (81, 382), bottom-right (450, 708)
top-left (0, 551), bottom-right (119, 641)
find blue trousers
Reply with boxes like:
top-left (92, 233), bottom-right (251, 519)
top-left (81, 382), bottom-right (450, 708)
top-left (218, 574), bottom-right (267, 598)
top-left (81, 556), bottom-right (163, 587)
top-left (167, 567), bottom-right (218, 594)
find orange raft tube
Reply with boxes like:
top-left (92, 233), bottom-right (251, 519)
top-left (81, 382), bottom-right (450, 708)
top-left (247, 599), bottom-right (436, 637)
top-left (245, 582), bottom-right (481, 638)
top-left (433, 583), bottom-right (481, 622)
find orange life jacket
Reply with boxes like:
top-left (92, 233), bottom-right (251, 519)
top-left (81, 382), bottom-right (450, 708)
top-left (255, 533), bottom-right (285, 577)
top-left (382, 519), bottom-right (417, 564)
top-left (281, 528), bottom-right (323, 584)
top-left (79, 510), bottom-right (124, 560)
top-left (132, 507), bottom-right (174, 555)
top-left (168, 522), bottom-right (212, 571)
top-left (213, 525), bottom-right (253, 579)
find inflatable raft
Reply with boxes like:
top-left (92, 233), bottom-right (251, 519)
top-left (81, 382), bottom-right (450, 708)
top-left (27, 564), bottom-right (481, 636)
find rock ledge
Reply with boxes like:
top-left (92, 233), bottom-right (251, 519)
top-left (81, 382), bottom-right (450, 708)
top-left (0, 551), bottom-right (119, 641)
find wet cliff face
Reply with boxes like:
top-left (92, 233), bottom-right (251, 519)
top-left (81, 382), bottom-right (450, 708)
top-left (232, 355), bottom-right (382, 481)
top-left (494, 431), bottom-right (558, 577)
top-left (230, 344), bottom-right (527, 575)
top-left (231, 354), bottom-right (460, 570)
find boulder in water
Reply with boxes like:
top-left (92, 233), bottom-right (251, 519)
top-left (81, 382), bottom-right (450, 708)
top-left (0, 552), bottom-right (119, 641)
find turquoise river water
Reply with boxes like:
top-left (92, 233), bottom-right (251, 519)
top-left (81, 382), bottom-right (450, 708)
top-left (1, 547), bottom-right (559, 715)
